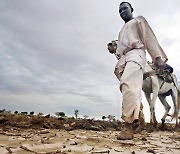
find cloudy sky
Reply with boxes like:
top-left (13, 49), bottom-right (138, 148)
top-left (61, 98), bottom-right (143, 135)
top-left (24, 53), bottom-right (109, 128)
top-left (0, 0), bottom-right (180, 121)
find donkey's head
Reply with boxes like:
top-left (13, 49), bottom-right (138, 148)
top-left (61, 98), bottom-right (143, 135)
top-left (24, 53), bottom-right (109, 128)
top-left (107, 40), bottom-right (118, 54)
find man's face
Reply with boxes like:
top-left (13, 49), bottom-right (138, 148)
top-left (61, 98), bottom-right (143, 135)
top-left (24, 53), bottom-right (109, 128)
top-left (119, 3), bottom-right (133, 22)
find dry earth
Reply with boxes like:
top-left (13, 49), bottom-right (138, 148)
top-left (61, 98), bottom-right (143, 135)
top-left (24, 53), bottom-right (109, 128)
top-left (0, 113), bottom-right (180, 154)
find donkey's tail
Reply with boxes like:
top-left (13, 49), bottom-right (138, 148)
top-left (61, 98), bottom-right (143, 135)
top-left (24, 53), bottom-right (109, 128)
top-left (169, 88), bottom-right (180, 121)
top-left (178, 89), bottom-right (180, 113)
top-left (172, 75), bottom-right (180, 119)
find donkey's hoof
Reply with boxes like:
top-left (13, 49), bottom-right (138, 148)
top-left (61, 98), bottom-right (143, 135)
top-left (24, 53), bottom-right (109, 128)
top-left (174, 125), bottom-right (180, 131)
top-left (160, 124), bottom-right (166, 131)
top-left (161, 119), bottom-right (165, 124)
top-left (147, 123), bottom-right (155, 132)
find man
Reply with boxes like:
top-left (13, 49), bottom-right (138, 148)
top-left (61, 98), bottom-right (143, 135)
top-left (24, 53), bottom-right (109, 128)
top-left (108, 2), bottom-right (168, 139)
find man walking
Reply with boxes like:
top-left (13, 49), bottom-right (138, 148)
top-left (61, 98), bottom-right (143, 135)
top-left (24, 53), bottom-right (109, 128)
top-left (108, 2), bottom-right (168, 139)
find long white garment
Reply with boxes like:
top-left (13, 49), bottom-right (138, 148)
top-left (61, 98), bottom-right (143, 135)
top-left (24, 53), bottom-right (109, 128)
top-left (114, 18), bottom-right (146, 123)
top-left (116, 16), bottom-right (167, 63)
top-left (114, 18), bottom-right (147, 80)
top-left (120, 61), bottom-right (143, 123)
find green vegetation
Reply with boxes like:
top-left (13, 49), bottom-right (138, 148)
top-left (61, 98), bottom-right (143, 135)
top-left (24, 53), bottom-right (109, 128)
top-left (55, 112), bottom-right (66, 118)
top-left (102, 116), bottom-right (107, 121)
top-left (107, 115), bottom-right (115, 122)
top-left (30, 111), bottom-right (34, 115)
top-left (37, 112), bottom-right (44, 116)
top-left (83, 115), bottom-right (89, 119)
top-left (0, 108), bottom-right (117, 122)
top-left (74, 109), bottom-right (79, 119)
top-left (14, 111), bottom-right (18, 114)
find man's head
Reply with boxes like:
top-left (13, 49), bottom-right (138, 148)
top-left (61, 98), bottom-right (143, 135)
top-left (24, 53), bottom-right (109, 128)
top-left (119, 2), bottom-right (134, 23)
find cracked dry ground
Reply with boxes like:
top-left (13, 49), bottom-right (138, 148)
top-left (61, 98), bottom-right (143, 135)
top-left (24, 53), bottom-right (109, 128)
top-left (0, 127), bottom-right (180, 154)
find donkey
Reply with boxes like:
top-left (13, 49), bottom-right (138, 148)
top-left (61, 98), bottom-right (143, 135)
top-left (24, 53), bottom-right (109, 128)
top-left (142, 64), bottom-right (180, 127)
top-left (107, 40), bottom-right (179, 127)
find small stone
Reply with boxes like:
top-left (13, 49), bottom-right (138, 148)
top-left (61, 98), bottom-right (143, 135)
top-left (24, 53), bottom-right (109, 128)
top-left (147, 149), bottom-right (156, 154)
top-left (117, 130), bottom-right (134, 140)
top-left (63, 124), bottom-right (70, 128)
top-left (63, 145), bottom-right (66, 148)
top-left (71, 122), bottom-right (76, 126)
top-left (89, 126), bottom-right (101, 131)
top-left (70, 141), bottom-right (78, 145)
top-left (142, 137), bottom-right (147, 141)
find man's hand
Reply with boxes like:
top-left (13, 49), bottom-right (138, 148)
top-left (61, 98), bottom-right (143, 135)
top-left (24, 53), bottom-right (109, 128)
top-left (155, 57), bottom-right (165, 74)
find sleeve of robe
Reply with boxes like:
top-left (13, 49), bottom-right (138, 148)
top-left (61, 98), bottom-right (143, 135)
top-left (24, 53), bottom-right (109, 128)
top-left (135, 16), bottom-right (168, 63)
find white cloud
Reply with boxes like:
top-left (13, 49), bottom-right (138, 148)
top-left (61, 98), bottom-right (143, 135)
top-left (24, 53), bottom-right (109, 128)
top-left (0, 0), bottom-right (179, 121)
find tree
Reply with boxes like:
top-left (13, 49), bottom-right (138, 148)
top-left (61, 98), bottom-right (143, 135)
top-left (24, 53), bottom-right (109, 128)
top-left (21, 112), bottom-right (28, 115)
top-left (45, 114), bottom-right (50, 118)
top-left (14, 111), bottom-right (18, 114)
top-left (102, 116), bottom-right (107, 121)
top-left (83, 115), bottom-right (89, 119)
top-left (107, 115), bottom-right (115, 122)
top-left (0, 109), bottom-right (6, 113)
top-left (55, 112), bottom-right (66, 118)
top-left (37, 112), bottom-right (44, 116)
top-left (74, 109), bottom-right (79, 119)
top-left (30, 111), bottom-right (34, 115)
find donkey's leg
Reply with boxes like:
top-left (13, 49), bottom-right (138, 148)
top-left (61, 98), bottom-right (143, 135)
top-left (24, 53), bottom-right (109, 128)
top-left (171, 88), bottom-right (179, 127)
top-left (150, 92), bottom-right (158, 126)
top-left (144, 92), bottom-right (156, 126)
top-left (150, 78), bottom-right (159, 126)
top-left (158, 94), bottom-right (171, 125)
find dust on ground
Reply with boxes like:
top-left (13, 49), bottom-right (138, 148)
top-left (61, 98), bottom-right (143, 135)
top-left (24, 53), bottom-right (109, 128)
top-left (0, 113), bottom-right (180, 154)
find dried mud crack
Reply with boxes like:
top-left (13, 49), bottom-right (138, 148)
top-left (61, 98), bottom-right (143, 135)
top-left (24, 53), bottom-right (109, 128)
top-left (0, 113), bottom-right (180, 154)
